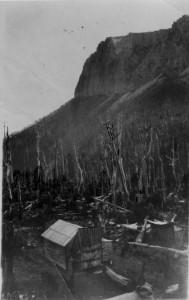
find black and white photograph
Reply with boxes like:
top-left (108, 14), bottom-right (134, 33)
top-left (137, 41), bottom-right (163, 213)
top-left (1, 1), bottom-right (189, 299)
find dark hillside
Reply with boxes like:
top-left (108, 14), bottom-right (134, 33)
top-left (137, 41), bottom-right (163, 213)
top-left (10, 79), bottom-right (189, 186)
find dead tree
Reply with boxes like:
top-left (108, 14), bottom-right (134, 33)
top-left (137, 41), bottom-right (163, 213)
top-left (156, 133), bottom-right (166, 207)
top-left (3, 127), bottom-right (15, 294)
top-left (104, 146), bottom-right (110, 179)
top-left (111, 163), bottom-right (117, 210)
top-left (165, 137), bottom-right (178, 192)
top-left (4, 127), bottom-right (13, 202)
top-left (35, 128), bottom-right (43, 193)
top-left (137, 126), bottom-right (153, 197)
top-left (97, 140), bottom-right (106, 196)
top-left (117, 117), bottom-right (130, 201)
top-left (17, 179), bottom-right (23, 225)
top-left (149, 143), bottom-right (156, 193)
top-left (104, 141), bottom-right (117, 209)
top-left (74, 145), bottom-right (85, 198)
top-left (98, 136), bottom-right (111, 193)
top-left (60, 140), bottom-right (65, 176)
top-left (36, 130), bottom-right (41, 177)
top-left (25, 140), bottom-right (30, 172)
top-left (101, 119), bottom-right (130, 206)
top-left (42, 151), bottom-right (48, 183)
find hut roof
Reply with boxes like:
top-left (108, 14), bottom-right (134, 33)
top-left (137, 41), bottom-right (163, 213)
top-left (41, 219), bottom-right (82, 247)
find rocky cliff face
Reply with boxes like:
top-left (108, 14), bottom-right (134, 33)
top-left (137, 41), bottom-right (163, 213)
top-left (75, 15), bottom-right (189, 97)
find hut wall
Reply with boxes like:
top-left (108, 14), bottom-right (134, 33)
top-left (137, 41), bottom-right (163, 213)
top-left (102, 239), bottom-right (113, 262)
top-left (78, 227), bottom-right (102, 270)
top-left (44, 239), bottom-right (67, 269)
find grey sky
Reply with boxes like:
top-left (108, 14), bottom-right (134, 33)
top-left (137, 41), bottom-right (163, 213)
top-left (1, 0), bottom-right (189, 134)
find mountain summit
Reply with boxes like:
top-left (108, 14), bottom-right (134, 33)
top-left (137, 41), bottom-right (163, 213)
top-left (75, 15), bottom-right (189, 97)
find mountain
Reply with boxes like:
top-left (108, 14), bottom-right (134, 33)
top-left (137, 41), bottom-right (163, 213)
top-left (9, 16), bottom-right (189, 198)
top-left (75, 15), bottom-right (189, 97)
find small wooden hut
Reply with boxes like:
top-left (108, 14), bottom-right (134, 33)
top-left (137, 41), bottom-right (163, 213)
top-left (41, 220), bottom-right (102, 272)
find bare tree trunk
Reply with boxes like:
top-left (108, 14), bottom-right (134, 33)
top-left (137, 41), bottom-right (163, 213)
top-left (74, 145), bottom-right (85, 197)
top-left (117, 117), bottom-right (130, 202)
top-left (36, 130), bottom-right (41, 180)
top-left (138, 165), bottom-right (143, 193)
top-left (142, 128), bottom-right (153, 197)
top-left (17, 180), bottom-right (23, 226)
top-left (127, 167), bottom-right (132, 191)
top-left (111, 164), bottom-right (117, 211)
top-left (104, 147), bottom-right (111, 181)
top-left (156, 134), bottom-right (166, 207)
top-left (118, 155), bottom-right (130, 201)
top-left (65, 155), bottom-right (68, 179)
top-left (165, 137), bottom-right (178, 191)
top-left (43, 152), bottom-right (48, 183)
top-left (60, 140), bottom-right (65, 176)
top-left (101, 118), bottom-right (130, 205)
top-left (25, 141), bottom-right (29, 172)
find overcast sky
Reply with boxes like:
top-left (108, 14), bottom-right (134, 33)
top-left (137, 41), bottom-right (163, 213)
top-left (0, 0), bottom-right (189, 134)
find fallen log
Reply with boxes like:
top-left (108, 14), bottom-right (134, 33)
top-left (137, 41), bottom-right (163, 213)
top-left (105, 266), bottom-right (130, 288)
top-left (121, 223), bottom-right (138, 231)
top-left (136, 216), bottom-right (149, 243)
top-left (128, 242), bottom-right (188, 257)
top-left (93, 197), bottom-right (132, 213)
top-left (103, 281), bottom-right (153, 300)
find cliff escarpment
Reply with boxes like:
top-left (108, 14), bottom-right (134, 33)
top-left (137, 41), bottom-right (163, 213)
top-left (75, 15), bottom-right (189, 97)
